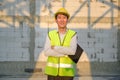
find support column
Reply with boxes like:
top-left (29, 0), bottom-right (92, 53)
top-left (29, 0), bottom-right (36, 63)
top-left (117, 0), bottom-right (120, 61)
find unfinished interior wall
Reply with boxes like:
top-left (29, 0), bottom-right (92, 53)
top-left (0, 0), bottom-right (120, 77)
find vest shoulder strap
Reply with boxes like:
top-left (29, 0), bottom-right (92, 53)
top-left (48, 30), bottom-right (57, 40)
top-left (68, 29), bottom-right (77, 38)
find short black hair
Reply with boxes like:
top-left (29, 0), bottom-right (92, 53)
top-left (55, 13), bottom-right (69, 19)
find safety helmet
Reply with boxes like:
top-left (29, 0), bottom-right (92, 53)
top-left (54, 8), bottom-right (70, 19)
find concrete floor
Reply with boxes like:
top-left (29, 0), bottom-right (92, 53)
top-left (0, 76), bottom-right (120, 80)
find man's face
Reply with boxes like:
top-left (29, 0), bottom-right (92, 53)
top-left (55, 14), bottom-right (68, 28)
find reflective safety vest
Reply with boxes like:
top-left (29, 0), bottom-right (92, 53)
top-left (45, 29), bottom-right (76, 76)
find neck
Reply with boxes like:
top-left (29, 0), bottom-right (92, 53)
top-left (58, 27), bottom-right (67, 34)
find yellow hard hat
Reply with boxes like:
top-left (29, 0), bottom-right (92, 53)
top-left (54, 8), bottom-right (70, 19)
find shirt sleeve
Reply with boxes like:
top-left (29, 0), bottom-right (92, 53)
top-left (54, 34), bottom-right (77, 55)
top-left (43, 35), bottom-right (65, 57)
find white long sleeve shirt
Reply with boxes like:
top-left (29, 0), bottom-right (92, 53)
top-left (43, 31), bottom-right (77, 57)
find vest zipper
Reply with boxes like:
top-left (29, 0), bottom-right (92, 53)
top-left (57, 33), bottom-right (61, 76)
top-left (58, 57), bottom-right (60, 76)
top-left (57, 30), bottom-right (69, 76)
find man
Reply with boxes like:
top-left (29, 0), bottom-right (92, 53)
top-left (43, 8), bottom-right (77, 80)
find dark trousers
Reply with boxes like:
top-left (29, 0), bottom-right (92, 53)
top-left (47, 75), bottom-right (74, 80)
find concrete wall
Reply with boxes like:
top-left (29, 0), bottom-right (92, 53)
top-left (0, 0), bottom-right (120, 77)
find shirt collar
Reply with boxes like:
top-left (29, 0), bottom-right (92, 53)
top-left (56, 28), bottom-right (69, 34)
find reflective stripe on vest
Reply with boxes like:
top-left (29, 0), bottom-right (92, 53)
top-left (47, 62), bottom-right (73, 68)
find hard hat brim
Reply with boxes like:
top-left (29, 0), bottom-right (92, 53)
top-left (55, 12), bottom-right (70, 19)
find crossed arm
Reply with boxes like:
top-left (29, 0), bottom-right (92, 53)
top-left (43, 34), bottom-right (77, 57)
